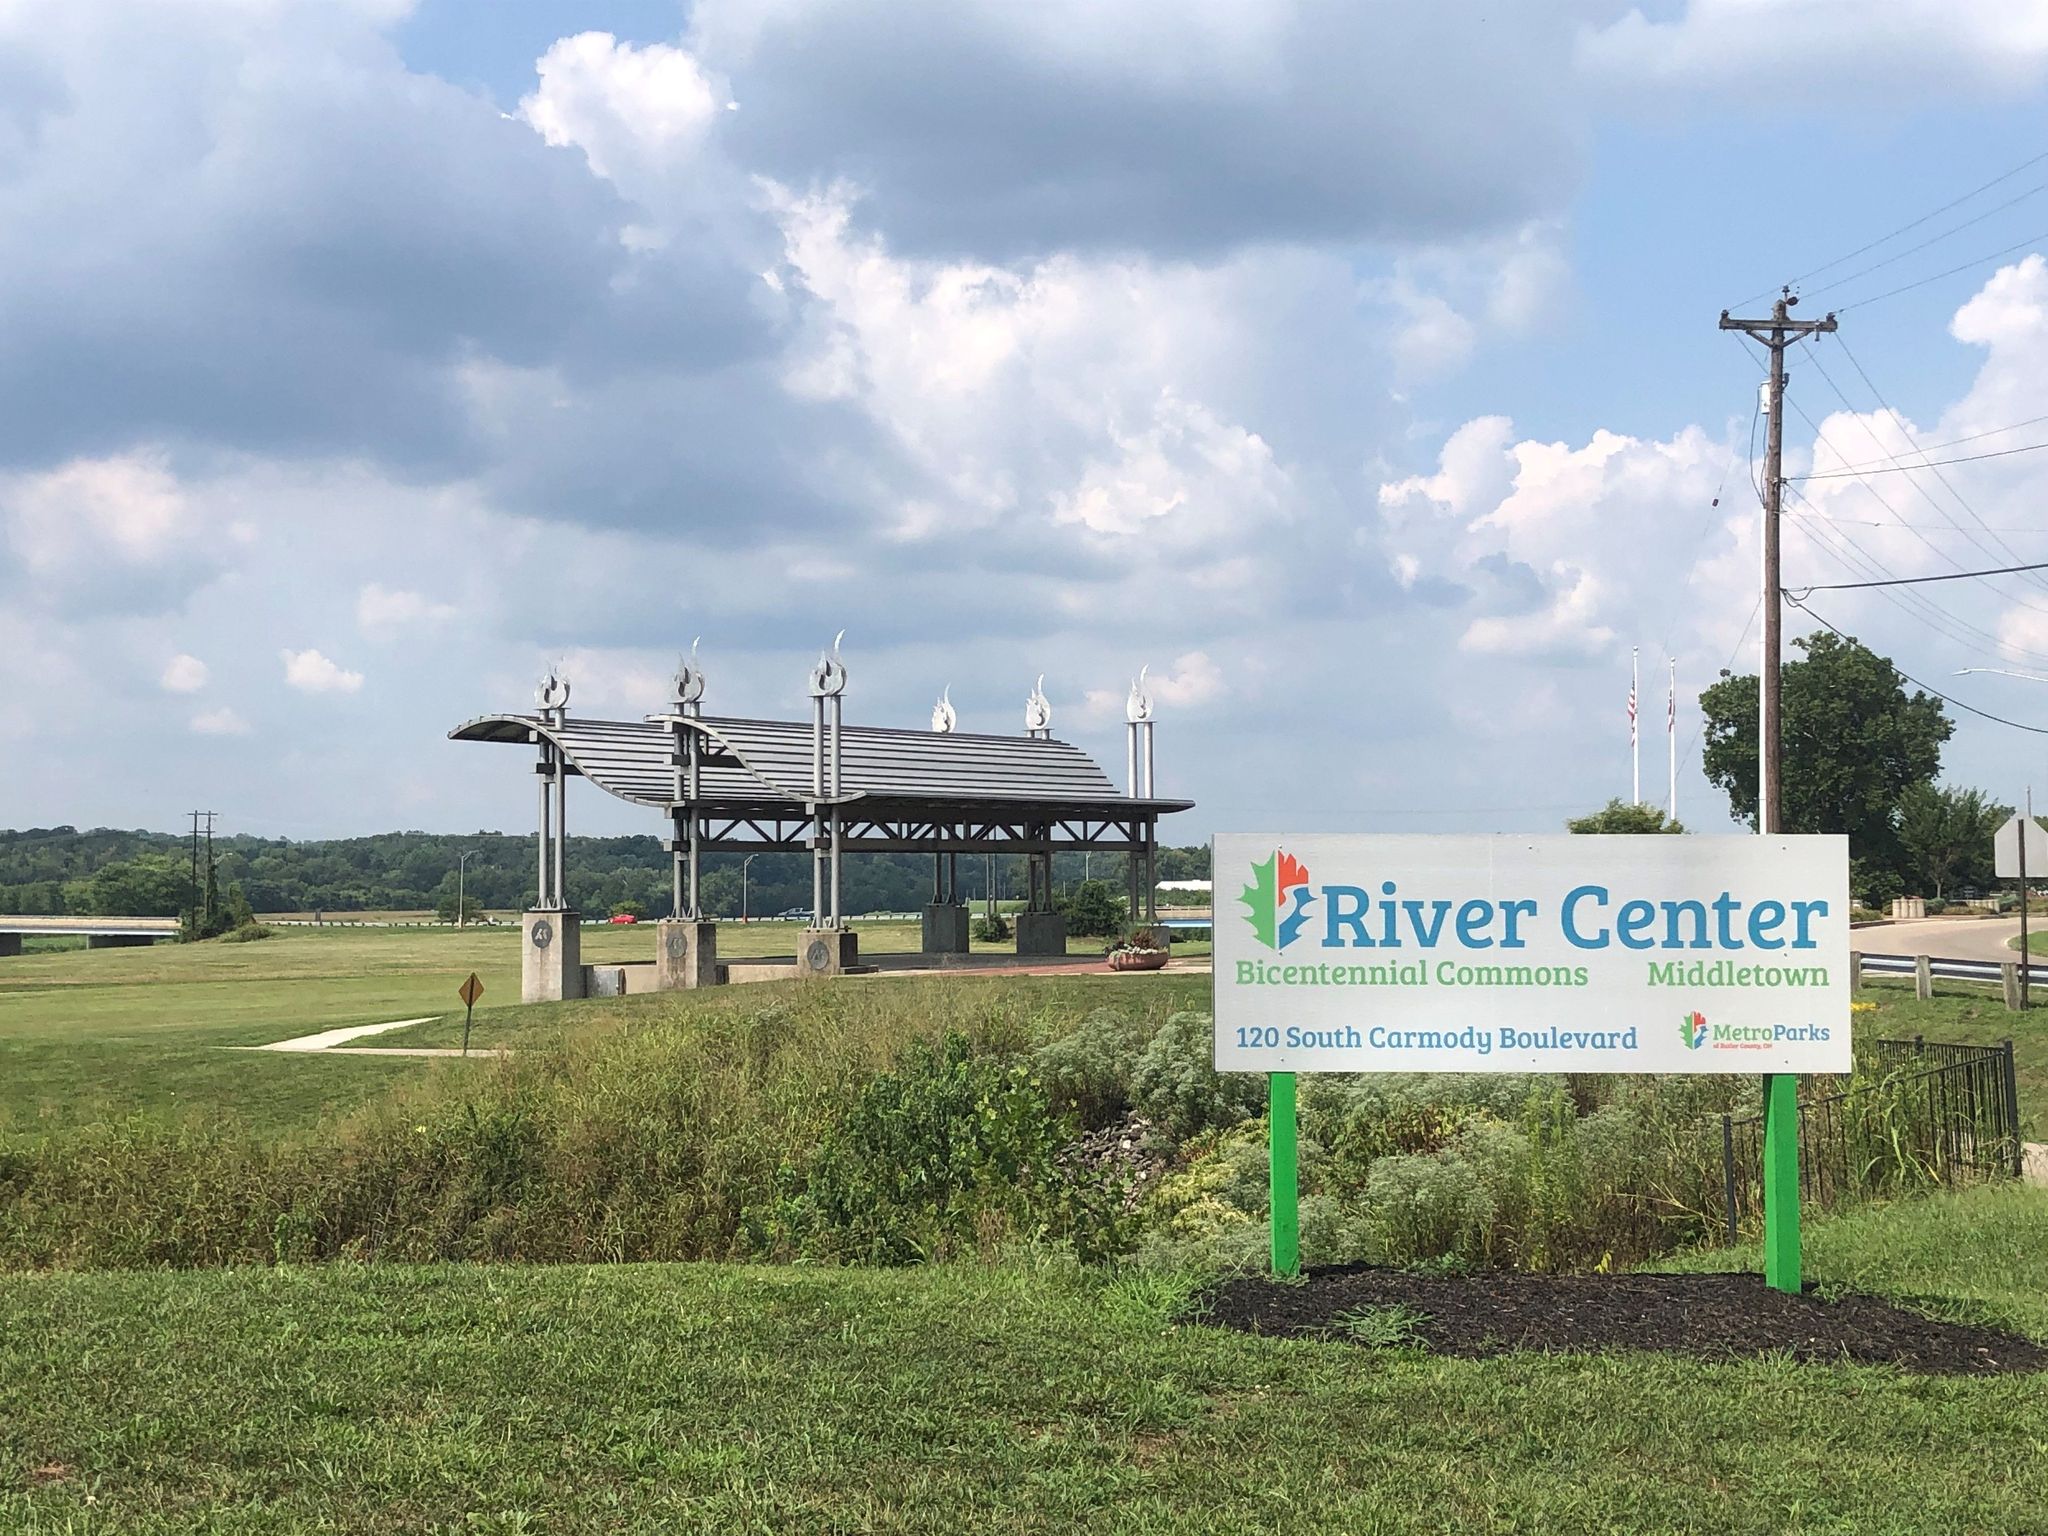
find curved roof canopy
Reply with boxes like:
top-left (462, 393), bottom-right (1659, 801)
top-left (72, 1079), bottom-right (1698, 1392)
top-left (451, 713), bottom-right (1192, 820)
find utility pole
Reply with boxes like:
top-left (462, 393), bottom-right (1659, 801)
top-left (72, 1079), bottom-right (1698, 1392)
top-left (1718, 288), bottom-right (1836, 1300)
top-left (201, 811), bottom-right (218, 930)
top-left (1719, 289), bottom-right (1836, 835)
top-left (188, 811), bottom-right (201, 922)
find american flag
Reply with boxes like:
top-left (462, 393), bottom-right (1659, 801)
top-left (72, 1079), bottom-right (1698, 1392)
top-left (1627, 666), bottom-right (1638, 745)
top-left (1667, 663), bottom-right (1676, 734)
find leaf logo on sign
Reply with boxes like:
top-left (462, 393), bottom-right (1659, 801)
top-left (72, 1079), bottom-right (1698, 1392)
top-left (1241, 850), bottom-right (1315, 952)
top-left (1681, 1010), bottom-right (1709, 1050)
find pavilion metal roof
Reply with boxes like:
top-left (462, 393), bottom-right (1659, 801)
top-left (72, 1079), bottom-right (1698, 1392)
top-left (450, 713), bottom-right (1192, 818)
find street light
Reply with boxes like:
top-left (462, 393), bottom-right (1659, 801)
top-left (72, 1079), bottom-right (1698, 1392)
top-left (455, 848), bottom-right (481, 929)
top-left (1955, 668), bottom-right (2048, 683)
top-left (741, 853), bottom-right (760, 923)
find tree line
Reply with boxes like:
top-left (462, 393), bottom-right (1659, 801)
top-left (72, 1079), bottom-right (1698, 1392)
top-left (0, 827), bottom-right (1213, 921)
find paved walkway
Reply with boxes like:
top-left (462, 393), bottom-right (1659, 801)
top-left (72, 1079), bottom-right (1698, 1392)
top-left (240, 1017), bottom-right (504, 1058)
top-left (250, 1018), bottom-right (437, 1052)
top-left (1856, 916), bottom-right (2027, 965)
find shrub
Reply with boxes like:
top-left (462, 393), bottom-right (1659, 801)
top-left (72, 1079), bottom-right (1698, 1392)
top-left (761, 1032), bottom-right (1124, 1264)
top-left (1054, 879), bottom-right (1128, 938)
top-left (1033, 1008), bottom-right (1156, 1129)
top-left (1128, 1011), bottom-right (1264, 1139)
top-left (1362, 1148), bottom-right (1496, 1265)
top-left (972, 912), bottom-right (1011, 943)
top-left (219, 922), bottom-right (274, 943)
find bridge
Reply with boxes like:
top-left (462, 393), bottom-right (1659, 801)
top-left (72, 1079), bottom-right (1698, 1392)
top-left (0, 915), bottom-right (181, 955)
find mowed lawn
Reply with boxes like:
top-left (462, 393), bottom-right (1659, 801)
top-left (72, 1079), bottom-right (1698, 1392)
top-left (2, 1185), bottom-right (2045, 1534)
top-left (0, 921), bottom-right (1208, 1135)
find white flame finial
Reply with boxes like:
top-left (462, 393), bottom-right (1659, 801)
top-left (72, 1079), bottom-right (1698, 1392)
top-left (536, 667), bottom-right (571, 713)
top-left (810, 629), bottom-right (848, 697)
top-left (673, 636), bottom-right (706, 707)
top-left (931, 686), bottom-right (956, 734)
top-left (1024, 675), bottom-right (1052, 733)
top-left (1126, 664), bottom-right (1153, 724)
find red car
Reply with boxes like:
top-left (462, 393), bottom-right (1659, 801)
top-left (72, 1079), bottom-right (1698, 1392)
top-left (609, 913), bottom-right (639, 925)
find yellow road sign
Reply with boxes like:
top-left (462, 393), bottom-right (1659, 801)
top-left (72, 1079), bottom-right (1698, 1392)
top-left (459, 972), bottom-right (484, 1008)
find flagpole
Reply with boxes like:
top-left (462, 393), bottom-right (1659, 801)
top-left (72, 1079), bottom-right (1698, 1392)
top-left (1631, 647), bottom-right (1640, 805)
top-left (1668, 656), bottom-right (1678, 824)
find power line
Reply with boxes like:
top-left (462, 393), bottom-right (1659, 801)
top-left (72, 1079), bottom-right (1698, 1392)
top-left (1791, 438), bottom-right (2048, 479)
top-left (1802, 181), bottom-right (2048, 300)
top-left (1783, 490), bottom-right (2048, 661)
top-left (1791, 558), bottom-right (2048, 593)
top-left (1785, 595), bottom-right (2048, 735)
top-left (1835, 226), bottom-right (2048, 312)
top-left (1728, 329), bottom-right (2048, 660)
top-left (1785, 350), bottom-right (2048, 610)
top-left (1730, 148), bottom-right (2048, 309)
top-left (1783, 481), bottom-right (2048, 663)
top-left (1798, 410), bottom-right (2048, 473)
top-left (1823, 333), bottom-right (2048, 599)
top-left (1787, 509), bottom-right (2048, 535)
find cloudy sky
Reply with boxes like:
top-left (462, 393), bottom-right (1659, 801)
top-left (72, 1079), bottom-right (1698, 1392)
top-left (9, 0), bottom-right (2048, 843)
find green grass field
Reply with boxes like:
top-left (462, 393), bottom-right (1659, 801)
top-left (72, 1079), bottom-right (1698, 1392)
top-left (0, 922), bottom-right (1206, 1135)
top-left (2, 1185), bottom-right (2044, 1533)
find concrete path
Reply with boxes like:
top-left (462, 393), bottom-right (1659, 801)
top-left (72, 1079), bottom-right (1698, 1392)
top-left (241, 1017), bottom-right (504, 1057)
top-left (251, 1018), bottom-right (437, 1052)
top-left (1856, 916), bottom-right (2027, 965)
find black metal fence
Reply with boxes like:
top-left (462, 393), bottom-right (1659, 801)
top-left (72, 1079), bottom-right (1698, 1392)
top-left (1719, 1037), bottom-right (2021, 1244)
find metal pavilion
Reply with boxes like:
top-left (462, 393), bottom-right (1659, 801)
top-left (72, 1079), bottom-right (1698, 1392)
top-left (452, 640), bottom-right (1192, 997)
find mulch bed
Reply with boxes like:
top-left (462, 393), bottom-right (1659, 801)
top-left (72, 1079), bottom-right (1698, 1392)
top-left (1203, 1267), bottom-right (2046, 1375)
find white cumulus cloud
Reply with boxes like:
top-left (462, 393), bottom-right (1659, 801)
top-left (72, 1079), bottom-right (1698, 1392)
top-left (160, 654), bottom-right (209, 693)
top-left (357, 583), bottom-right (458, 636)
top-left (189, 706), bottom-right (250, 736)
top-left (520, 32), bottom-right (727, 182)
top-left (280, 649), bottom-right (364, 694)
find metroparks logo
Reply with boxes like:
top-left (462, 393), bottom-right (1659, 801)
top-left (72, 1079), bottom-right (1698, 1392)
top-left (1241, 849), bottom-right (1316, 951)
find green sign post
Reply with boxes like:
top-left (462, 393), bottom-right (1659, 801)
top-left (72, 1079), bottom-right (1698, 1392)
top-left (1269, 1072), bottom-right (1299, 1277)
top-left (1761, 1073), bottom-right (1800, 1292)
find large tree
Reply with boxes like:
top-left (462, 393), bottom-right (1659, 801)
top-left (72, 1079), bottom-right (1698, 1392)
top-left (1700, 632), bottom-right (1952, 877)
top-left (1896, 783), bottom-right (2010, 900)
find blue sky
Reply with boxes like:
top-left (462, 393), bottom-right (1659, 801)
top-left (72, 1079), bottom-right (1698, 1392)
top-left (7, 0), bottom-right (2048, 845)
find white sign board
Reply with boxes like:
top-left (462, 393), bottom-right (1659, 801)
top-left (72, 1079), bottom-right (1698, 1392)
top-left (1213, 834), bottom-right (1851, 1075)
top-left (1993, 815), bottom-right (2048, 879)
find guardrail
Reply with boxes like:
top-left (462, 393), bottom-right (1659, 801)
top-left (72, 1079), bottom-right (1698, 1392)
top-left (1856, 949), bottom-right (2042, 1008)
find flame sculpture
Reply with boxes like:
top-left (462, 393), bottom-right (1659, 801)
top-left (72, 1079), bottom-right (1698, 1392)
top-left (1024, 675), bottom-right (1052, 734)
top-left (810, 629), bottom-right (848, 697)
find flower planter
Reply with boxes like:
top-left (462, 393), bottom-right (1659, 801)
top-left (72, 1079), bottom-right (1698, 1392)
top-left (1107, 948), bottom-right (1169, 973)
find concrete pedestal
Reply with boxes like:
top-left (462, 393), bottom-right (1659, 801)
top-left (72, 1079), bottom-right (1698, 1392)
top-left (1015, 911), bottom-right (1069, 957)
top-left (655, 919), bottom-right (720, 989)
top-left (0, 934), bottom-right (20, 958)
top-left (921, 903), bottom-right (970, 955)
top-left (799, 927), bottom-right (860, 977)
top-left (521, 909), bottom-right (583, 1003)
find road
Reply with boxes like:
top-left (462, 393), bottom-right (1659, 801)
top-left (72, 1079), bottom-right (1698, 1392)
top-left (1856, 915), bottom-right (2027, 964)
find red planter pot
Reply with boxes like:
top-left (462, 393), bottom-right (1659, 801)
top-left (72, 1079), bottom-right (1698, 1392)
top-left (1107, 948), bottom-right (1169, 972)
